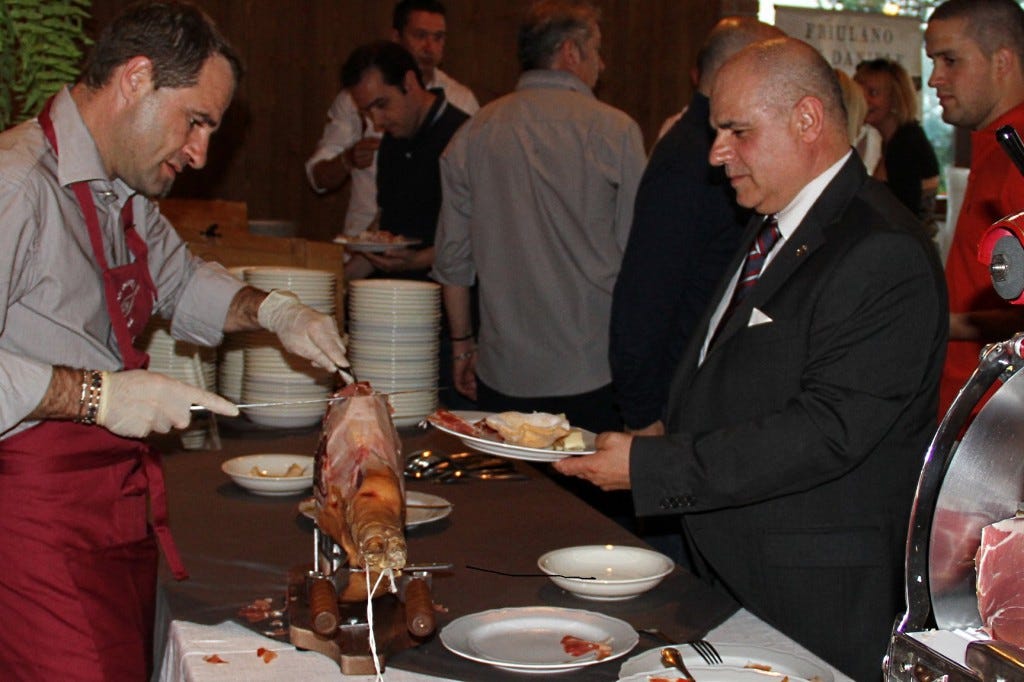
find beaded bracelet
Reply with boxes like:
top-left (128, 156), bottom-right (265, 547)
top-left (453, 348), bottom-right (477, 362)
top-left (76, 369), bottom-right (103, 425)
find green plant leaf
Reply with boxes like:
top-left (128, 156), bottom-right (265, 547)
top-left (2, 0), bottom-right (92, 128)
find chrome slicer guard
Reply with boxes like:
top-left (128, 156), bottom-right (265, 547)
top-left (885, 125), bottom-right (1024, 680)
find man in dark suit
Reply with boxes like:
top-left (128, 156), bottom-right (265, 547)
top-left (556, 37), bottom-right (947, 681)
top-left (610, 17), bottom-right (782, 437)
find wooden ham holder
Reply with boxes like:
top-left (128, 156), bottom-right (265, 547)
top-left (286, 526), bottom-right (438, 675)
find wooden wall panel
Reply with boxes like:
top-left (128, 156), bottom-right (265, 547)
top-left (86, 0), bottom-right (756, 242)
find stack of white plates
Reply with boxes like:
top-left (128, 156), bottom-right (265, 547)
top-left (244, 267), bottom-right (336, 315)
top-left (218, 267), bottom-right (249, 403)
top-left (348, 279), bottom-right (440, 427)
top-left (218, 331), bottom-right (249, 403)
top-left (139, 318), bottom-right (217, 448)
top-left (231, 267), bottom-right (338, 429)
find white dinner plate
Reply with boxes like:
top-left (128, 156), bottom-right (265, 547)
top-left (349, 279), bottom-right (439, 293)
top-left (298, 490), bottom-right (452, 528)
top-left (440, 606), bottom-right (637, 674)
top-left (426, 410), bottom-right (596, 462)
top-left (334, 236), bottom-right (422, 252)
top-left (617, 643), bottom-right (834, 682)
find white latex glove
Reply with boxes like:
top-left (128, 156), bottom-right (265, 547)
top-left (257, 290), bottom-right (349, 371)
top-left (97, 370), bottom-right (239, 439)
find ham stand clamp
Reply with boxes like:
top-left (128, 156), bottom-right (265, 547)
top-left (287, 525), bottom-right (449, 675)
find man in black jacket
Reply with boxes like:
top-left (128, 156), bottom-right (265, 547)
top-left (610, 17), bottom-right (782, 436)
top-left (558, 37), bottom-right (946, 680)
top-left (341, 40), bottom-right (469, 279)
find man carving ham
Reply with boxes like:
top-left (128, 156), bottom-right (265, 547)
top-left (0, 2), bottom-right (349, 679)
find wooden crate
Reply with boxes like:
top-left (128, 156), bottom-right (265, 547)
top-left (158, 198), bottom-right (346, 318)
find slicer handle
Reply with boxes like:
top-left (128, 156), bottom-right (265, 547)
top-left (997, 125), bottom-right (1024, 178)
top-left (404, 577), bottom-right (435, 637)
top-left (310, 577), bottom-right (340, 636)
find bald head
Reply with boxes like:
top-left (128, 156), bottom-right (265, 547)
top-left (724, 37), bottom-right (848, 139)
top-left (709, 37), bottom-right (852, 214)
top-left (697, 17), bottom-right (785, 94)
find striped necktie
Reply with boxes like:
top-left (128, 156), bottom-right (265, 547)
top-left (713, 215), bottom-right (781, 345)
top-left (733, 214), bottom-right (781, 306)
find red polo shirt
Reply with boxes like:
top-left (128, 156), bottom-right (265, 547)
top-left (940, 100), bottom-right (1024, 419)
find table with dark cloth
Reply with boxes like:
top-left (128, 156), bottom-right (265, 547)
top-left (153, 423), bottom-right (738, 680)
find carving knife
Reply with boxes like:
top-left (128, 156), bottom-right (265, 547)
top-left (189, 387), bottom-right (441, 413)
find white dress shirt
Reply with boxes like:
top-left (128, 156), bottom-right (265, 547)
top-left (700, 151), bottom-right (852, 364)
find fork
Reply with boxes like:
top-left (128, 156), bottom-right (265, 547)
top-left (687, 639), bottom-right (723, 665)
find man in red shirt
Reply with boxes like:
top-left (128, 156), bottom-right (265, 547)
top-left (927, 0), bottom-right (1024, 418)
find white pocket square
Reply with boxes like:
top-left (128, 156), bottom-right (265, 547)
top-left (748, 307), bottom-right (773, 327)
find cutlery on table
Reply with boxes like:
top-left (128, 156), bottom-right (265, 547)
top-left (687, 639), bottom-right (723, 665)
top-left (404, 450), bottom-right (521, 481)
top-left (661, 647), bottom-right (697, 682)
top-left (435, 469), bottom-right (528, 483)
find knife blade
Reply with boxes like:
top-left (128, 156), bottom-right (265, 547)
top-left (189, 387), bottom-right (440, 413)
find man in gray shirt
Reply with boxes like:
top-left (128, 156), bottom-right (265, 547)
top-left (432, 0), bottom-right (645, 432)
top-left (0, 3), bottom-right (347, 677)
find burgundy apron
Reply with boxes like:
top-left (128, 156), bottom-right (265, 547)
top-left (0, 98), bottom-right (186, 681)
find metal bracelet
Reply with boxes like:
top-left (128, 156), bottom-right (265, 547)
top-left (452, 349), bottom-right (477, 362)
top-left (76, 369), bottom-right (90, 421)
top-left (76, 369), bottom-right (103, 425)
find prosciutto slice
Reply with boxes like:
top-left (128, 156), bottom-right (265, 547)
top-left (976, 515), bottom-right (1024, 646)
top-left (314, 383), bottom-right (406, 572)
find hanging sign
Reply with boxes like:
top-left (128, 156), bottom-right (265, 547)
top-left (774, 6), bottom-right (923, 79)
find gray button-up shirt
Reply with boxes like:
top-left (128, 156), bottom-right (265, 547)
top-left (432, 69), bottom-right (645, 396)
top-left (0, 87), bottom-right (243, 437)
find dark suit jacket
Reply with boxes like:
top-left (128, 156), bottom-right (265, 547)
top-left (630, 155), bottom-right (947, 681)
top-left (610, 94), bottom-right (749, 429)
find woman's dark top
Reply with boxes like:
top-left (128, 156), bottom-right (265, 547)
top-left (885, 121), bottom-right (939, 224)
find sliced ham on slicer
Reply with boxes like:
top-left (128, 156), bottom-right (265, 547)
top-left (976, 513), bottom-right (1024, 647)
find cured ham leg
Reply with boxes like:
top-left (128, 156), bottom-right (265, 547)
top-left (315, 383), bottom-right (406, 572)
top-left (976, 515), bottom-right (1024, 647)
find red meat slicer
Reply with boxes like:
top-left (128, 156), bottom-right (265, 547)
top-left (883, 126), bottom-right (1024, 681)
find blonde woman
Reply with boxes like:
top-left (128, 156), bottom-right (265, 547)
top-left (855, 58), bottom-right (940, 235)
top-left (835, 68), bottom-right (883, 174)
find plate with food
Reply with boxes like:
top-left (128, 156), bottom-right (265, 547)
top-left (424, 409), bottom-right (596, 462)
top-left (298, 490), bottom-right (452, 528)
top-left (617, 643), bottom-right (834, 682)
top-left (333, 230), bottom-right (422, 253)
top-left (440, 606), bottom-right (637, 673)
top-left (221, 454), bottom-right (314, 496)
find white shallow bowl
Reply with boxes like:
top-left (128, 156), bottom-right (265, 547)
top-left (221, 454), bottom-right (314, 496)
top-left (537, 545), bottom-right (674, 601)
